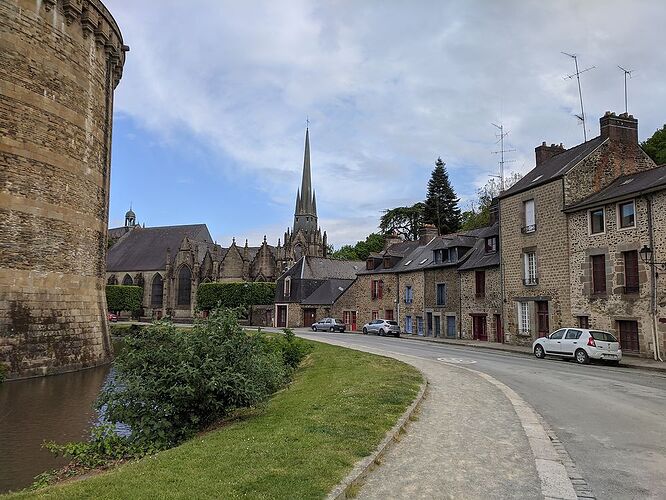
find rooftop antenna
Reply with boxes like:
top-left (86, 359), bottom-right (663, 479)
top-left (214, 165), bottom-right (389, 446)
top-left (562, 52), bottom-right (595, 141)
top-left (617, 65), bottom-right (635, 114)
top-left (490, 123), bottom-right (516, 191)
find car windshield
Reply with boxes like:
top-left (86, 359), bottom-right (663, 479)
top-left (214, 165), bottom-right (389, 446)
top-left (591, 331), bottom-right (617, 342)
top-left (387, 321), bottom-right (398, 326)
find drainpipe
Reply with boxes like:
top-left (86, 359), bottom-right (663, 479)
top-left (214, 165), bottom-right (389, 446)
top-left (458, 271), bottom-right (463, 339)
top-left (646, 195), bottom-right (663, 361)
top-left (396, 273), bottom-right (401, 328)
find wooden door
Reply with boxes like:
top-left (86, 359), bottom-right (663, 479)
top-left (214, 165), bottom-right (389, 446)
top-left (303, 308), bottom-right (316, 328)
top-left (434, 316), bottom-right (441, 337)
top-left (276, 305), bottom-right (287, 328)
top-left (618, 320), bottom-right (640, 353)
top-left (427, 313), bottom-right (433, 337)
top-left (343, 311), bottom-right (357, 331)
top-left (494, 314), bottom-right (504, 343)
top-left (536, 301), bottom-right (549, 337)
top-left (472, 315), bottom-right (488, 341)
top-left (446, 316), bottom-right (456, 338)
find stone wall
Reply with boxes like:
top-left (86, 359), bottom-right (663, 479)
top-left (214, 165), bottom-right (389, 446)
top-left (460, 267), bottom-right (502, 341)
top-left (500, 180), bottom-right (571, 345)
top-left (423, 266), bottom-right (461, 337)
top-left (396, 270), bottom-right (425, 334)
top-left (0, 0), bottom-right (126, 378)
top-left (332, 273), bottom-right (398, 332)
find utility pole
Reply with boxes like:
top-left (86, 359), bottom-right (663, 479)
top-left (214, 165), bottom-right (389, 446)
top-left (491, 123), bottom-right (515, 192)
top-left (562, 52), bottom-right (595, 142)
top-left (617, 65), bottom-right (634, 114)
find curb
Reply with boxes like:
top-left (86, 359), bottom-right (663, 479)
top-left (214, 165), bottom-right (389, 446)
top-left (327, 378), bottom-right (429, 500)
top-left (399, 334), bottom-right (666, 374)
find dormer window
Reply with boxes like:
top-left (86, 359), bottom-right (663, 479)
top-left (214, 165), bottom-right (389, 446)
top-left (383, 257), bottom-right (392, 268)
top-left (284, 277), bottom-right (291, 297)
top-left (366, 259), bottom-right (374, 270)
top-left (485, 237), bottom-right (497, 253)
top-left (433, 249), bottom-right (449, 264)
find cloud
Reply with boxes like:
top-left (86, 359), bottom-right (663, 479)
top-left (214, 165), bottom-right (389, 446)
top-left (106, 0), bottom-right (666, 246)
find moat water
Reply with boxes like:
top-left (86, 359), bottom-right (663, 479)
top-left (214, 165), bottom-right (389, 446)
top-left (0, 359), bottom-right (114, 493)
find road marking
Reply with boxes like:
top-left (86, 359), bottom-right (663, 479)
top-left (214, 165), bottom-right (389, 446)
top-left (437, 357), bottom-right (477, 365)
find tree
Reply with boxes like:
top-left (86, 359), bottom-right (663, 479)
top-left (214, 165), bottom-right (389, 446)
top-left (423, 157), bottom-right (461, 235)
top-left (331, 233), bottom-right (385, 260)
top-left (460, 173), bottom-right (522, 231)
top-left (641, 125), bottom-right (666, 165)
top-left (379, 203), bottom-right (425, 241)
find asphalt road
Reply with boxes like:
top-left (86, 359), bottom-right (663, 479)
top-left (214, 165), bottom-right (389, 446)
top-left (297, 331), bottom-right (666, 499)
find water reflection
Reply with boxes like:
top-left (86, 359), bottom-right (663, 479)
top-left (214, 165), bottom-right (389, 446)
top-left (0, 364), bottom-right (112, 493)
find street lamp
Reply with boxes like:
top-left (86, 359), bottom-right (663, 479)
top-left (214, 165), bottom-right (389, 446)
top-left (640, 245), bottom-right (666, 271)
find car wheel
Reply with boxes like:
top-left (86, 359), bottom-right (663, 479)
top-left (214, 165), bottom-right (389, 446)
top-left (329, 327), bottom-right (335, 332)
top-left (395, 333), bottom-right (400, 337)
top-left (362, 327), bottom-right (368, 334)
top-left (379, 329), bottom-right (385, 336)
top-left (575, 349), bottom-right (590, 365)
top-left (534, 344), bottom-right (545, 359)
top-left (312, 326), bottom-right (317, 332)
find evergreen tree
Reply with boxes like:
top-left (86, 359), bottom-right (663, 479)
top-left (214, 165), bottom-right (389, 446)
top-left (641, 124), bottom-right (666, 165)
top-left (423, 157), bottom-right (461, 234)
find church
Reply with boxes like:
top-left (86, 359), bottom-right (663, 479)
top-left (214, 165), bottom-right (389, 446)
top-left (106, 128), bottom-right (328, 321)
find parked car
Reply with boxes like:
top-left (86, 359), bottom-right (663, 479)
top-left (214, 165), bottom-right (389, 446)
top-left (362, 319), bottom-right (401, 337)
top-left (532, 328), bottom-right (622, 365)
top-left (311, 318), bottom-right (346, 332)
top-left (107, 312), bottom-right (118, 323)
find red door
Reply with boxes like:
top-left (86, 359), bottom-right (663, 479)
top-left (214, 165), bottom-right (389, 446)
top-left (343, 311), bottom-right (357, 331)
top-left (536, 301), bottom-right (549, 337)
top-left (494, 314), bottom-right (504, 343)
top-left (472, 315), bottom-right (488, 341)
top-left (276, 305), bottom-right (287, 328)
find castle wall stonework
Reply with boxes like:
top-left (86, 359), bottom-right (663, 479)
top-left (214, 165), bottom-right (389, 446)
top-left (0, 0), bottom-right (126, 378)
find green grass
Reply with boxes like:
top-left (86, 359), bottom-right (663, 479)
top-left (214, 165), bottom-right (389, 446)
top-left (9, 341), bottom-right (422, 500)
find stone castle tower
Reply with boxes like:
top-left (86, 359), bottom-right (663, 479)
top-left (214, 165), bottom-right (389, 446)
top-left (275, 128), bottom-right (327, 271)
top-left (0, 0), bottom-right (127, 378)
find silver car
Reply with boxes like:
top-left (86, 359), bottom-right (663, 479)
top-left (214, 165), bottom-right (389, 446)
top-left (532, 328), bottom-right (622, 365)
top-left (362, 319), bottom-right (400, 337)
top-left (311, 318), bottom-right (346, 332)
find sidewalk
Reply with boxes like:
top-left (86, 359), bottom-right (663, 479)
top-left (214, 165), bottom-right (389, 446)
top-left (399, 333), bottom-right (666, 373)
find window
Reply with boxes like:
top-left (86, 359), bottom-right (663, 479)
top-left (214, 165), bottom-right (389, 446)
top-left (434, 249), bottom-right (448, 264)
top-left (618, 201), bottom-right (636, 229)
top-left (177, 266), bottom-right (192, 306)
top-left (519, 302), bottom-right (530, 334)
top-left (372, 310), bottom-right (379, 320)
top-left (591, 254), bottom-right (606, 294)
top-left (405, 316), bottom-right (413, 334)
top-left (404, 285), bottom-right (413, 304)
top-left (590, 208), bottom-right (605, 234)
top-left (284, 277), bottom-right (291, 297)
top-left (549, 329), bottom-right (565, 340)
top-left (122, 274), bottom-right (133, 286)
top-left (366, 259), bottom-right (374, 270)
top-left (151, 274), bottom-right (164, 308)
top-left (383, 257), bottom-right (392, 268)
top-left (436, 283), bottom-right (446, 306)
top-left (371, 279), bottom-right (383, 299)
top-left (522, 200), bottom-right (536, 233)
top-left (565, 329), bottom-right (582, 340)
top-left (577, 316), bottom-right (590, 329)
top-left (475, 270), bottom-right (485, 297)
top-left (523, 252), bottom-right (538, 285)
top-left (485, 237), bottom-right (497, 253)
top-left (623, 250), bottom-right (639, 294)
top-left (384, 309), bottom-right (394, 320)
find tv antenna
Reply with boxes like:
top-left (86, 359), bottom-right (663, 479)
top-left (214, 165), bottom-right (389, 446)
top-left (562, 52), bottom-right (595, 141)
top-left (491, 123), bottom-right (516, 191)
top-left (617, 65), bottom-right (635, 114)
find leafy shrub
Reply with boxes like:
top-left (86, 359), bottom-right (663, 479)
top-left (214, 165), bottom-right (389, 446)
top-left (106, 285), bottom-right (143, 314)
top-left (197, 282), bottom-right (276, 311)
top-left (97, 309), bottom-right (287, 450)
top-left (268, 328), bottom-right (313, 373)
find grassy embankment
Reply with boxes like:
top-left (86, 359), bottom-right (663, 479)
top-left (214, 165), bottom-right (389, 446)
top-left (9, 340), bottom-right (422, 499)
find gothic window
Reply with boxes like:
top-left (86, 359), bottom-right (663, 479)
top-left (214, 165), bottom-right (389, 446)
top-left (151, 274), bottom-right (164, 308)
top-left (284, 277), bottom-right (291, 297)
top-left (177, 266), bottom-right (192, 306)
top-left (294, 243), bottom-right (303, 260)
top-left (122, 274), bottom-right (133, 285)
top-left (107, 275), bottom-right (117, 285)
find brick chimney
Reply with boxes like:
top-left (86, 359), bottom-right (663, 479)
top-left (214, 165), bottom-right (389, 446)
top-left (419, 224), bottom-right (438, 245)
top-left (535, 142), bottom-right (566, 166)
top-left (600, 111), bottom-right (638, 144)
top-left (383, 231), bottom-right (403, 250)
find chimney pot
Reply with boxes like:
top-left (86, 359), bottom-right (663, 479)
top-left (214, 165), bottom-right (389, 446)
top-left (599, 111), bottom-right (638, 145)
top-left (535, 142), bottom-right (566, 166)
top-left (418, 224), bottom-right (439, 245)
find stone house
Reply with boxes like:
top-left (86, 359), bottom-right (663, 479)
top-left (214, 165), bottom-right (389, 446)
top-left (274, 256), bottom-right (363, 328)
top-left (498, 112), bottom-right (661, 356)
top-left (458, 224), bottom-right (502, 341)
top-left (563, 165), bottom-right (666, 358)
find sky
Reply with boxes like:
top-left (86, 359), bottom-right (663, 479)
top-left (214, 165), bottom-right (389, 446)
top-left (105, 0), bottom-right (666, 249)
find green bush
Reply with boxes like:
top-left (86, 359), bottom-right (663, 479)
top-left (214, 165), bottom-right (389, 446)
top-left (106, 285), bottom-right (143, 314)
top-left (265, 328), bottom-right (313, 373)
top-left (197, 282), bottom-right (276, 311)
top-left (97, 309), bottom-right (287, 450)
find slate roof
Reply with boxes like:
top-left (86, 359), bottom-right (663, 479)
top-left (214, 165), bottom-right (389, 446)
top-left (107, 224), bottom-right (212, 272)
top-left (301, 279), bottom-right (355, 305)
top-left (500, 136), bottom-right (606, 198)
top-left (457, 223), bottom-right (500, 271)
top-left (301, 257), bottom-right (364, 279)
top-left (563, 165), bottom-right (666, 212)
top-left (108, 226), bottom-right (131, 240)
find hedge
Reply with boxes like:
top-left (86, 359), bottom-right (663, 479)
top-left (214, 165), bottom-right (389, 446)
top-left (197, 282), bottom-right (276, 311)
top-left (106, 285), bottom-right (143, 313)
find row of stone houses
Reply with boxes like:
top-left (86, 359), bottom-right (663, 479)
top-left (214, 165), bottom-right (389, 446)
top-left (276, 112), bottom-right (665, 359)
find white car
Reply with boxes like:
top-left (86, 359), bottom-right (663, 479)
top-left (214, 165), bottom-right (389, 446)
top-left (533, 328), bottom-right (622, 365)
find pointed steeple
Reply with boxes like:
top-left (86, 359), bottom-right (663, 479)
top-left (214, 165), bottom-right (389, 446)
top-left (299, 127), bottom-right (313, 214)
top-left (295, 188), bottom-right (301, 214)
top-left (312, 190), bottom-right (317, 216)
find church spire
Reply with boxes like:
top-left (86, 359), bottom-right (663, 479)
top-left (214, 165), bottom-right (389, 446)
top-left (297, 127), bottom-right (314, 215)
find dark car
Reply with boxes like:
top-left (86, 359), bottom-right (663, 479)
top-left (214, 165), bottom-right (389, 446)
top-left (311, 318), bottom-right (346, 332)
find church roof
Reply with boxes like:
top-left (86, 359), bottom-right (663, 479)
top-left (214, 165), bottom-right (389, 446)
top-left (107, 224), bottom-right (212, 272)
